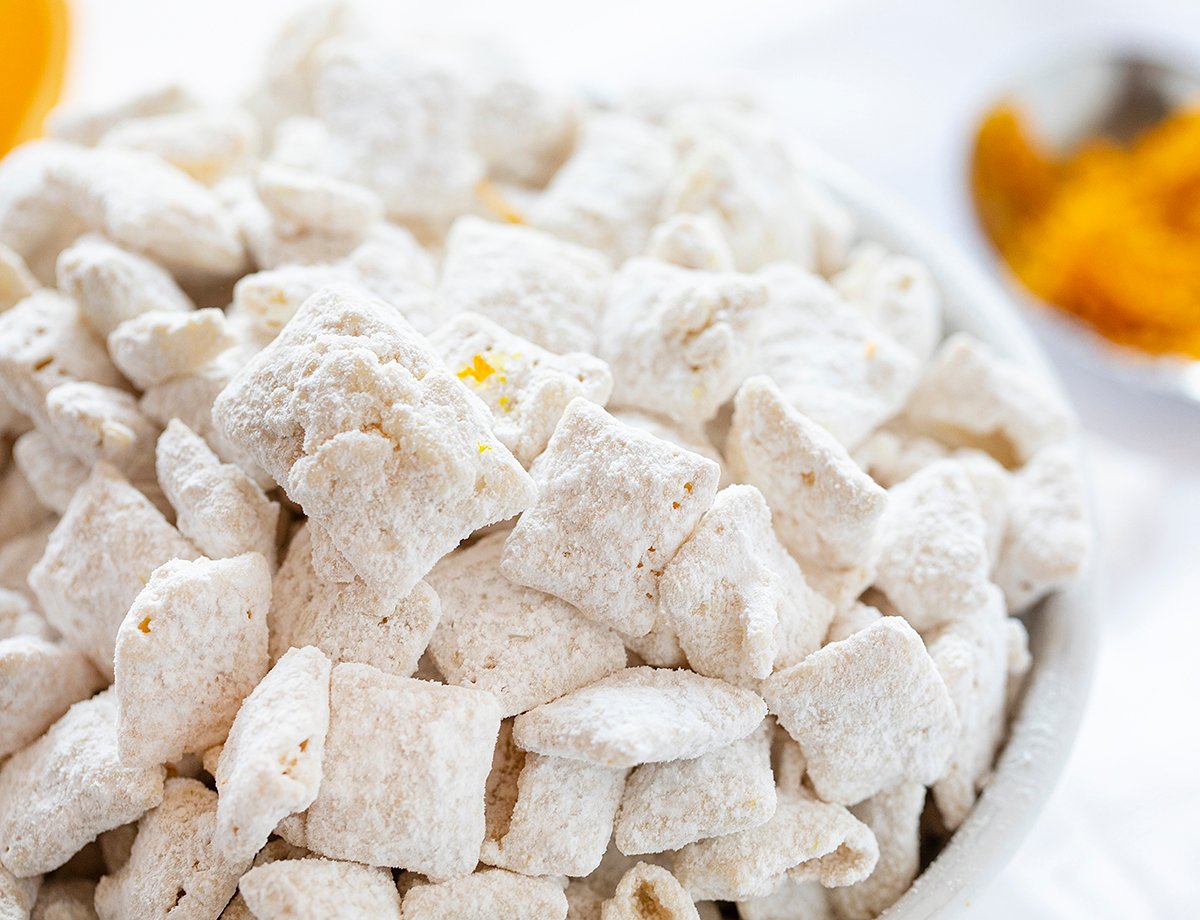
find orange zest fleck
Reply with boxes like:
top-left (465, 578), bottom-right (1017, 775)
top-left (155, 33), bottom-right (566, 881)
top-left (138, 616), bottom-right (152, 634)
top-left (477, 442), bottom-right (491, 454)
top-left (457, 353), bottom-right (495, 384)
top-left (476, 177), bottom-right (525, 224)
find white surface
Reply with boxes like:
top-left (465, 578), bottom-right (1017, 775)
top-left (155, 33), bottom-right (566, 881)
top-left (61, 1), bottom-right (1200, 916)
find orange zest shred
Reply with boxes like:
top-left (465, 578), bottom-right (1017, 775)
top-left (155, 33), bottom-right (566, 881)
top-left (457, 353), bottom-right (495, 384)
top-left (972, 103), bottom-right (1200, 357)
top-left (138, 616), bottom-right (152, 634)
top-left (477, 442), bottom-right (491, 454)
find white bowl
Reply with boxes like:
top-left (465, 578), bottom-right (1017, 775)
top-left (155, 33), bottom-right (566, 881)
top-left (793, 143), bottom-right (1099, 919)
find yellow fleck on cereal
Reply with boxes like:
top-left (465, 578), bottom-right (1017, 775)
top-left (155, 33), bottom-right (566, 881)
top-left (458, 353), bottom-right (496, 385)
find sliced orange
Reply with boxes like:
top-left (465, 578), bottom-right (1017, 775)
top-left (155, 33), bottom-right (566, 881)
top-left (0, 0), bottom-right (70, 156)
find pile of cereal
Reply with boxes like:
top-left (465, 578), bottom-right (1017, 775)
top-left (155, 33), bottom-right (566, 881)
top-left (0, 6), bottom-right (1090, 919)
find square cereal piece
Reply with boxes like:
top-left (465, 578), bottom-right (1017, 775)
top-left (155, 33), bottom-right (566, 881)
top-left (903, 332), bottom-right (1072, 466)
top-left (500, 400), bottom-right (719, 637)
top-left (28, 463), bottom-right (199, 679)
top-left (0, 866), bottom-right (39, 918)
top-left (531, 113), bottom-right (675, 263)
top-left (615, 721), bottom-right (776, 855)
top-left (872, 459), bottom-right (992, 632)
top-left (512, 667), bottom-right (766, 768)
top-left (12, 428), bottom-right (88, 513)
top-left (402, 868), bottom-right (567, 920)
top-left (426, 531), bottom-right (627, 717)
top-left (214, 646), bottom-right (331, 863)
top-left (94, 778), bottom-right (251, 920)
top-left (598, 258), bottom-right (767, 431)
top-left (156, 420), bottom-right (281, 566)
top-left (270, 524), bottom-right (440, 677)
top-left (994, 443), bottom-right (1090, 612)
top-left (43, 380), bottom-right (161, 486)
top-left (646, 212), bottom-right (736, 273)
top-left (303, 662), bottom-right (501, 878)
top-left (834, 243), bottom-right (942, 364)
top-left (437, 216), bottom-right (612, 355)
top-left (659, 484), bottom-right (835, 685)
top-left (0, 690), bottom-right (165, 878)
top-left (55, 235), bottom-right (193, 338)
top-left (429, 311), bottom-right (613, 467)
top-left (726, 375), bottom-right (888, 579)
top-left (472, 73), bottom-right (578, 188)
top-left (0, 588), bottom-right (54, 642)
top-left (601, 863), bottom-right (699, 920)
top-left (211, 284), bottom-right (535, 593)
top-left (238, 858), bottom-right (402, 920)
top-left (113, 553), bottom-right (271, 767)
top-left (107, 308), bottom-right (236, 391)
top-left (482, 721), bottom-right (627, 877)
top-left (761, 617), bottom-right (958, 806)
top-left (0, 466), bottom-right (51, 547)
top-left (750, 264), bottom-right (919, 450)
top-left (0, 636), bottom-right (106, 759)
top-left (735, 878), bottom-right (831, 920)
top-left (827, 782), bottom-right (925, 920)
top-left (673, 787), bottom-right (878, 901)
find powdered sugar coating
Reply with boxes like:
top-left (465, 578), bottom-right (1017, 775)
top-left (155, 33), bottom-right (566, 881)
top-left (512, 667), bottom-right (766, 768)
top-left (646, 213), bottom-right (735, 272)
top-left (601, 863), bottom-right (699, 920)
top-left (0, 636), bottom-right (106, 759)
top-left (239, 858), bottom-right (402, 920)
top-left (834, 243), bottom-right (942, 364)
top-left (427, 532), bottom-right (626, 717)
top-left (403, 868), bottom-right (567, 920)
top-left (108, 308), bottom-right (236, 391)
top-left (12, 429), bottom-right (87, 513)
top-left (761, 617), bottom-right (958, 805)
top-left (501, 400), bottom-right (719, 637)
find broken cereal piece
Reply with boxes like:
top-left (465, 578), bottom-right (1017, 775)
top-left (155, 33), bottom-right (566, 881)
top-left (212, 284), bottom-right (535, 593)
top-left (501, 399), bottom-right (719, 637)
top-left (761, 617), bottom-right (958, 805)
top-left (113, 553), bottom-right (271, 767)
top-left (108, 308), bottom-right (236, 391)
top-left (0, 691), bottom-right (165, 878)
top-left (427, 531), bottom-right (626, 717)
top-left (402, 868), bottom-right (567, 920)
top-left (512, 667), bottom-right (765, 769)
top-left (303, 662), bottom-right (501, 878)
top-left (238, 857), bottom-right (402, 920)
top-left (214, 646), bottom-right (331, 863)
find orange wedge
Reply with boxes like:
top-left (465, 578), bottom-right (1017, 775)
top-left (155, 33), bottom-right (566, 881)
top-left (0, 0), bottom-right (70, 156)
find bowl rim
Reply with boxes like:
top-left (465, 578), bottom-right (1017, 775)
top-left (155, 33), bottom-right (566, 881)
top-left (792, 141), bottom-right (1100, 919)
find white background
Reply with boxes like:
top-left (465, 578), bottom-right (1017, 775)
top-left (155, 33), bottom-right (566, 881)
top-left (62, 1), bottom-right (1200, 916)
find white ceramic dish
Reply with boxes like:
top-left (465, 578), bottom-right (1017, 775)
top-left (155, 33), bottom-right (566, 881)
top-left (794, 143), bottom-right (1099, 919)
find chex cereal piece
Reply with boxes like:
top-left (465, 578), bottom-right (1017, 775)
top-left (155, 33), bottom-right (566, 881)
top-left (226, 264), bottom-right (358, 346)
top-left (753, 263), bottom-right (919, 449)
top-left (872, 459), bottom-right (992, 631)
top-left (303, 662), bottom-right (501, 878)
top-left (99, 108), bottom-right (258, 186)
top-left (214, 646), bottom-right (331, 862)
top-left (29, 463), bottom-right (199, 679)
top-left (0, 636), bottom-right (106, 759)
top-left (238, 858), bottom-right (401, 920)
top-left (313, 42), bottom-right (482, 232)
top-left (532, 113), bottom-right (675, 262)
top-left (482, 722), bottom-right (627, 877)
top-left (0, 291), bottom-right (125, 436)
top-left (621, 613), bottom-right (687, 668)
top-left (43, 381), bottom-right (160, 485)
top-left (212, 284), bottom-right (535, 593)
top-left (0, 691), bottom-right (165, 878)
top-left (674, 787), bottom-right (878, 900)
top-left (904, 333), bottom-right (1072, 466)
top-left (217, 838), bottom-right (310, 920)
top-left (994, 443), bottom-right (1090, 612)
top-left (601, 863), bottom-right (699, 920)
top-left (113, 553), bottom-right (271, 767)
top-left (956, 449), bottom-right (1013, 564)
top-left (646, 213), bottom-right (735, 272)
top-left (156, 420), bottom-right (281, 566)
top-left (827, 782), bottom-right (925, 920)
top-left (609, 409), bottom-right (726, 475)
top-left (426, 532), bottom-right (626, 717)
top-left (0, 866), bottom-right (39, 919)
top-left (0, 141), bottom-right (246, 283)
top-left (29, 877), bottom-right (97, 920)
top-left (725, 376), bottom-right (887, 576)
top-left (12, 429), bottom-right (87, 513)
top-left (834, 243), bottom-right (942, 363)
top-left (107, 309), bottom-right (236, 391)
top-left (430, 312), bottom-right (614, 467)
top-left (0, 243), bottom-right (38, 311)
top-left (512, 667), bottom-right (766, 768)
top-left (501, 400), bottom-right (719, 636)
top-left (926, 595), bottom-right (1010, 831)
top-left (735, 878), bottom-right (832, 920)
top-left (615, 721), bottom-right (776, 855)
top-left (0, 466), bottom-right (49, 546)
top-left (55, 235), bottom-right (193, 339)
top-left (851, 421), bottom-right (950, 489)
top-left (340, 224), bottom-right (441, 333)
top-left (94, 778), bottom-right (251, 920)
top-left (472, 72), bottom-right (577, 187)
top-left (0, 519), bottom-right (54, 599)
top-left (270, 524), bottom-right (440, 676)
top-left (660, 484), bottom-right (835, 685)
top-left (403, 868), bottom-right (567, 920)
top-left (762, 617), bottom-right (957, 805)
top-left (438, 216), bottom-right (612, 355)
top-left (49, 82), bottom-right (195, 146)
top-left (0, 589), bottom-right (53, 642)
top-left (824, 602), bottom-right (883, 646)
top-left (599, 258), bottom-right (767, 430)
